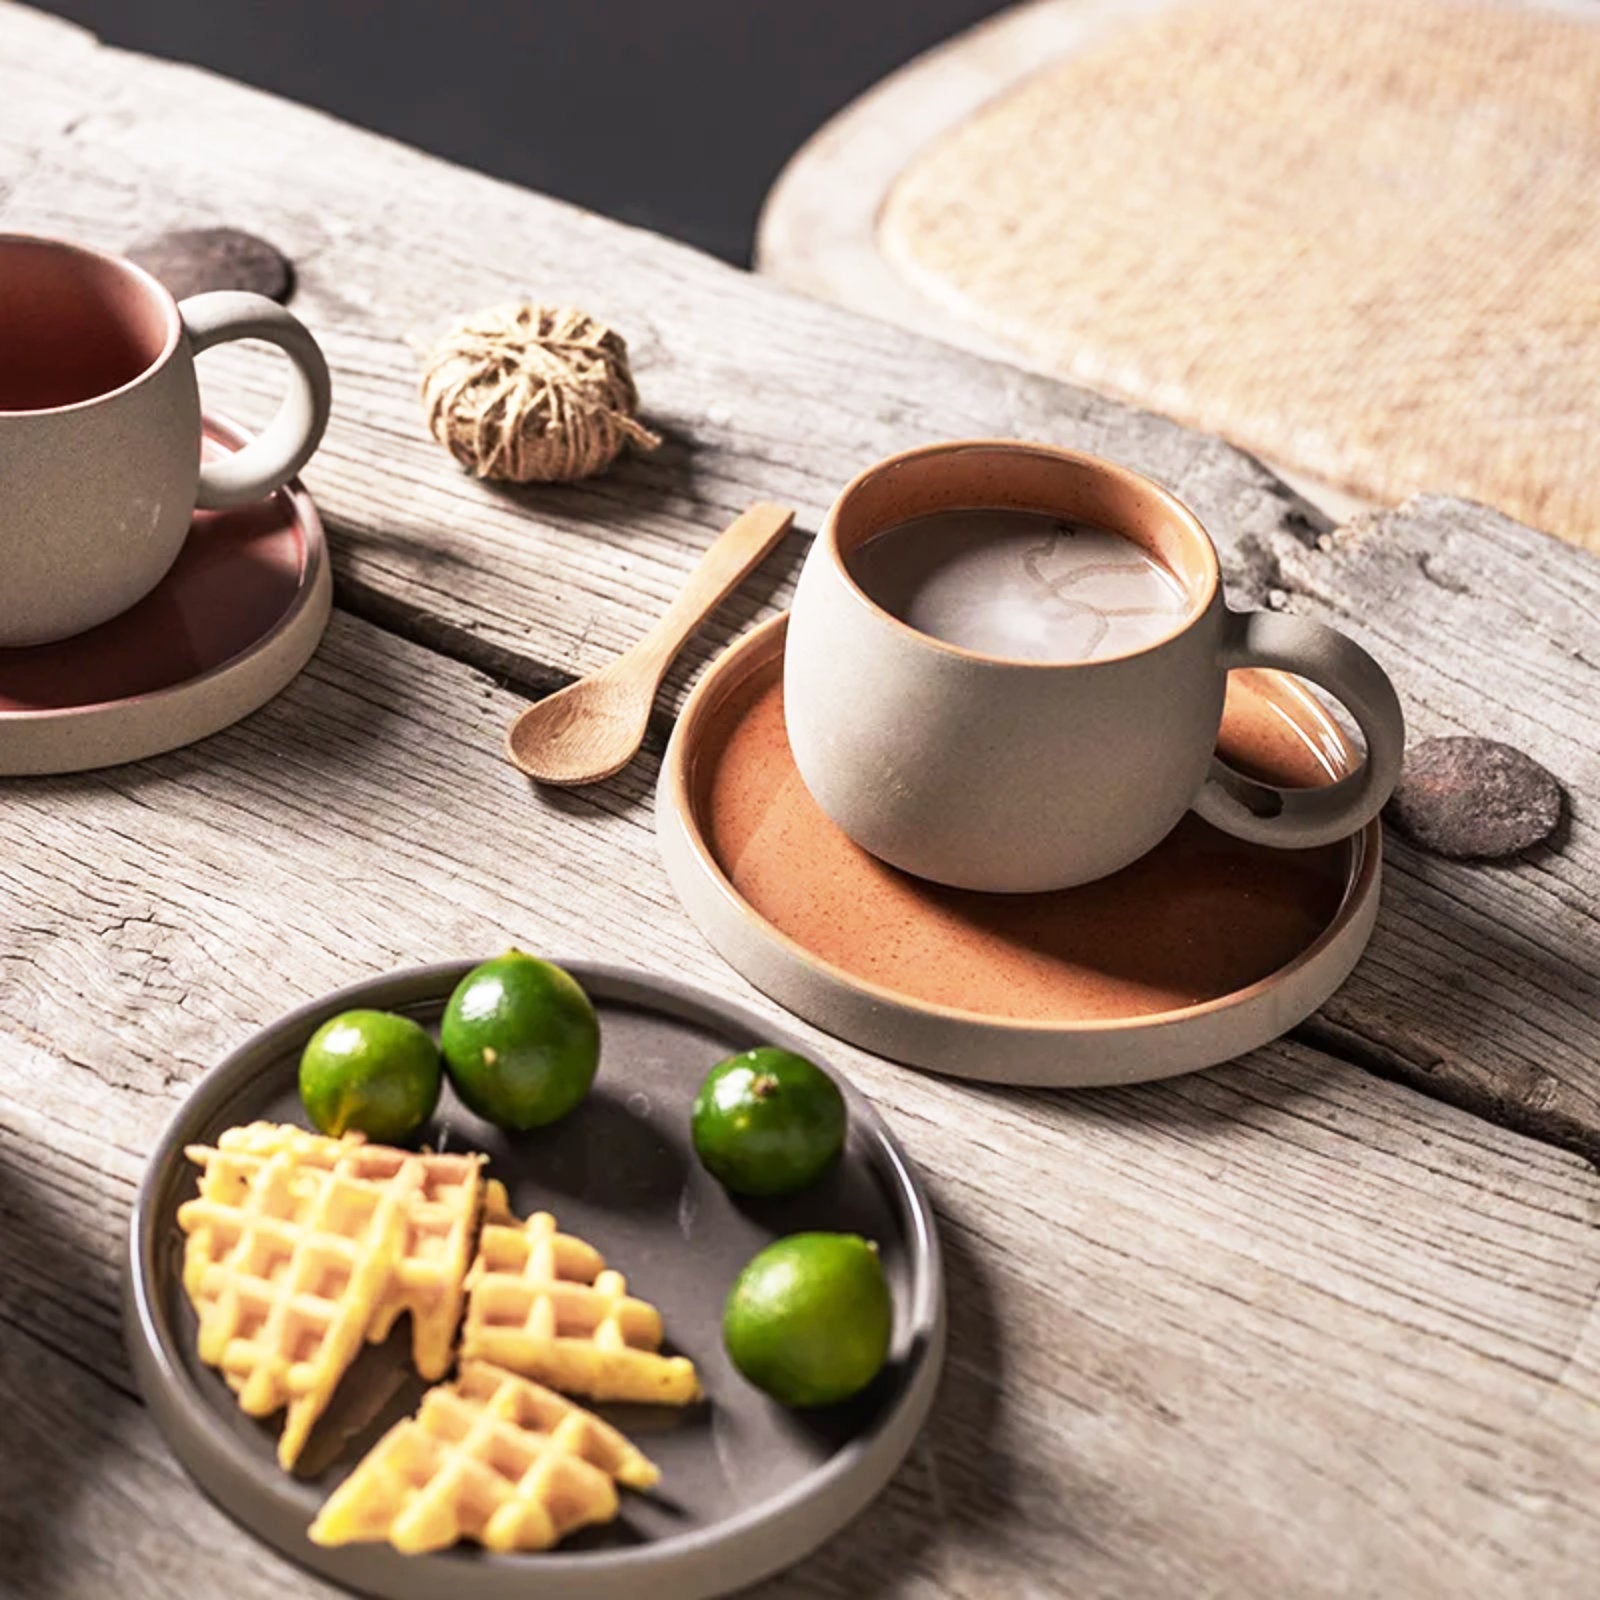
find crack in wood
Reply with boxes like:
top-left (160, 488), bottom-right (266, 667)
top-left (1293, 1016), bottom-right (1600, 1173)
top-left (328, 553), bottom-right (1600, 1179)
top-left (3, 12), bottom-right (1600, 1589)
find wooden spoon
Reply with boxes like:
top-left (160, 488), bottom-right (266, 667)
top-left (505, 501), bottom-right (796, 785)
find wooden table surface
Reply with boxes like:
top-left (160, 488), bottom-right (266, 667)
top-left (2, 5), bottom-right (1597, 1596)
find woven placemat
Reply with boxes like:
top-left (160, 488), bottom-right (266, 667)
top-left (881, 0), bottom-right (1600, 549)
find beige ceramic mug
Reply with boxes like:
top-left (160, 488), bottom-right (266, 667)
top-left (0, 234), bottom-right (331, 646)
top-left (785, 440), bottom-right (1405, 893)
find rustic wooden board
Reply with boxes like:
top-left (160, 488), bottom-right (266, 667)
top-left (0, 0), bottom-right (1332, 697)
top-left (3, 611), bottom-right (1598, 1600)
top-left (2, 5), bottom-right (1599, 1594)
top-left (1281, 497), bottom-right (1600, 1157)
top-left (1, 3), bottom-right (1599, 1163)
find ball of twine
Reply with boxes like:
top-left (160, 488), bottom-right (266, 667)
top-left (420, 303), bottom-right (661, 483)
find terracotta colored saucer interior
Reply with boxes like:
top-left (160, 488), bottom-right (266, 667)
top-left (0, 418), bottom-right (307, 712)
top-left (686, 635), bottom-right (1356, 1024)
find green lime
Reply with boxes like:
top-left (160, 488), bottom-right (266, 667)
top-left (691, 1048), bottom-right (846, 1197)
top-left (440, 951), bottom-right (599, 1130)
top-left (723, 1233), bottom-right (893, 1407)
top-left (298, 1009), bottom-right (442, 1142)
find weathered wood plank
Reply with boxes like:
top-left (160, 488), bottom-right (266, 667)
top-left (0, 1317), bottom-right (348, 1599)
top-left (1284, 496), bottom-right (1600, 1157)
top-left (6, 3), bottom-right (1600, 1166)
top-left (0, 0), bottom-right (1325, 704)
top-left (2, 12), bottom-right (1599, 1587)
top-left (3, 612), bottom-right (1598, 1598)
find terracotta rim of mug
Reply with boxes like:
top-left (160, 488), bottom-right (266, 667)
top-left (822, 439), bottom-right (1221, 668)
top-left (0, 233), bottom-right (182, 417)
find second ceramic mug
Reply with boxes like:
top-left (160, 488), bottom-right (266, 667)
top-left (785, 440), bottom-right (1405, 893)
top-left (0, 234), bottom-right (331, 646)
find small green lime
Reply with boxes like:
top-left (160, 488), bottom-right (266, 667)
top-left (692, 1048), bottom-right (846, 1196)
top-left (440, 951), bottom-right (599, 1130)
top-left (298, 1009), bottom-right (442, 1142)
top-left (723, 1232), bottom-right (893, 1407)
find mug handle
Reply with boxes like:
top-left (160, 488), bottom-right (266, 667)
top-left (180, 291), bottom-right (332, 510)
top-left (1192, 608), bottom-right (1405, 848)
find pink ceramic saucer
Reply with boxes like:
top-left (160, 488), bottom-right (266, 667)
top-left (657, 614), bottom-right (1381, 1087)
top-left (0, 414), bottom-right (331, 775)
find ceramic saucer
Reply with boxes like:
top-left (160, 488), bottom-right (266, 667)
top-left (657, 614), bottom-right (1381, 1087)
top-left (0, 412), bottom-right (330, 775)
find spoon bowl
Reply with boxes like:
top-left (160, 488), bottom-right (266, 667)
top-left (506, 670), bottom-right (655, 785)
top-left (505, 502), bottom-right (795, 785)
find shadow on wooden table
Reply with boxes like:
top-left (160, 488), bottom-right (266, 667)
top-left (0, 611), bottom-right (410, 797)
top-left (0, 1143), bottom-right (136, 1594)
top-left (479, 422), bottom-right (710, 530)
top-left (484, 426), bottom-right (810, 628)
top-left (523, 746), bottom-right (664, 821)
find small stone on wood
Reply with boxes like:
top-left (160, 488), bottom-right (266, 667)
top-left (128, 227), bottom-right (294, 302)
top-left (1385, 736), bottom-right (1562, 859)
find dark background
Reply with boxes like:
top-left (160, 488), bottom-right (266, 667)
top-left (36, 0), bottom-right (1003, 265)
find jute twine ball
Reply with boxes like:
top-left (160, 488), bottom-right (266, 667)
top-left (420, 303), bottom-right (660, 483)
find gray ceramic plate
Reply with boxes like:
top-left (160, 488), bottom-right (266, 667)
top-left (125, 961), bottom-right (945, 1600)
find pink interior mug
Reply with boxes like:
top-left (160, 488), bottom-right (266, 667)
top-left (0, 234), bottom-right (331, 647)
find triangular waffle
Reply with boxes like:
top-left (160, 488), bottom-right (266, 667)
top-left (460, 1180), bottom-right (700, 1405)
top-left (178, 1123), bottom-right (483, 1469)
top-left (363, 1154), bottom-right (483, 1381)
top-left (308, 1360), bottom-right (659, 1554)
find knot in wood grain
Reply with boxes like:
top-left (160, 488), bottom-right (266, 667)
top-left (420, 303), bottom-right (660, 483)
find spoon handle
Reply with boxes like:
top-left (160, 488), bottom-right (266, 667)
top-left (624, 502), bottom-right (795, 681)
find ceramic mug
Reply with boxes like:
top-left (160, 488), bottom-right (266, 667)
top-left (0, 234), bottom-right (331, 646)
top-left (785, 440), bottom-right (1405, 893)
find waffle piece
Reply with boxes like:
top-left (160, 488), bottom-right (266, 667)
top-left (192, 1122), bottom-right (483, 1380)
top-left (364, 1154), bottom-right (483, 1381)
top-left (309, 1360), bottom-right (658, 1554)
top-left (178, 1123), bottom-right (483, 1469)
top-left (460, 1180), bottom-right (700, 1405)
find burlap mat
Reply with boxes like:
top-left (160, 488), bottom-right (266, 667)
top-left (881, 0), bottom-right (1600, 549)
